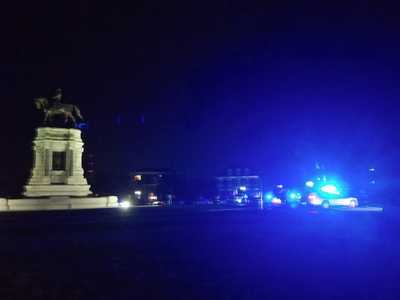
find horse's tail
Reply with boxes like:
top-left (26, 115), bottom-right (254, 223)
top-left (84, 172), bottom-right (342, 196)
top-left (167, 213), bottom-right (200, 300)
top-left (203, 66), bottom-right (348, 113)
top-left (73, 105), bottom-right (84, 120)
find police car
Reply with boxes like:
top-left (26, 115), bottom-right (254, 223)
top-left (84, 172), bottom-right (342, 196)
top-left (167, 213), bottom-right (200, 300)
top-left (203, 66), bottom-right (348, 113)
top-left (307, 184), bottom-right (358, 208)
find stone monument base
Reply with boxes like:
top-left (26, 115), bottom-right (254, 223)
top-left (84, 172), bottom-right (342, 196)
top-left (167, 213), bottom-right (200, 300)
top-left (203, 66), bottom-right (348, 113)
top-left (24, 127), bottom-right (92, 198)
top-left (24, 184), bottom-right (91, 197)
top-left (0, 196), bottom-right (118, 212)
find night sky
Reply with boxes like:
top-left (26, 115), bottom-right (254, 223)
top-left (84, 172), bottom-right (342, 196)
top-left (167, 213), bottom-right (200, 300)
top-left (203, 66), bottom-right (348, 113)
top-left (1, 1), bottom-right (400, 194)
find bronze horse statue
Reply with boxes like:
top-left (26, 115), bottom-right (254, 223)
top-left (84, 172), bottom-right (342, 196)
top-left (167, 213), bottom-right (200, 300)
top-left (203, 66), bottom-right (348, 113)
top-left (34, 97), bottom-right (84, 126)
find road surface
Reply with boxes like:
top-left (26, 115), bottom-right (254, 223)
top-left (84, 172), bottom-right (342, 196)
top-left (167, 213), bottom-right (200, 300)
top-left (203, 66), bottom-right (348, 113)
top-left (0, 206), bottom-right (397, 300)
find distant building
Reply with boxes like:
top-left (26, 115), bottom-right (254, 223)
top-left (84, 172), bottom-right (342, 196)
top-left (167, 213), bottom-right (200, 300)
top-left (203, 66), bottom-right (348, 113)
top-left (130, 169), bottom-right (176, 205)
top-left (216, 168), bottom-right (262, 205)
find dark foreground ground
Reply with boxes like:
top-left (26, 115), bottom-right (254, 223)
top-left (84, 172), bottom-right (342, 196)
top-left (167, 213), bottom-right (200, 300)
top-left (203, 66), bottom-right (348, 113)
top-left (0, 206), bottom-right (398, 300)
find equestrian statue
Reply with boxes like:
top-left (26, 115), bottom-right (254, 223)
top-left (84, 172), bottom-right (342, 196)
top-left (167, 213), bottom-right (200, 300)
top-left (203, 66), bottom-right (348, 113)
top-left (34, 88), bottom-right (84, 126)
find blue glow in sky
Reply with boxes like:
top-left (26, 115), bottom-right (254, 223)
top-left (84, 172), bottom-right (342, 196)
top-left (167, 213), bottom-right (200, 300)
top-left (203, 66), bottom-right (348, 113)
top-left (0, 1), bottom-right (398, 194)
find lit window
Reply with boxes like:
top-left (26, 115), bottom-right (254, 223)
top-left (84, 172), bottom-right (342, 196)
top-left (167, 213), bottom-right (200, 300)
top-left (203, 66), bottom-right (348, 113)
top-left (134, 175), bottom-right (142, 181)
top-left (134, 190), bottom-right (142, 196)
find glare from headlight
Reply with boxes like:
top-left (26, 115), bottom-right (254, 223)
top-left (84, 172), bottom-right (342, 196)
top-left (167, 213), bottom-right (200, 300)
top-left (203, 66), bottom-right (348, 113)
top-left (120, 201), bottom-right (132, 209)
top-left (271, 197), bottom-right (282, 205)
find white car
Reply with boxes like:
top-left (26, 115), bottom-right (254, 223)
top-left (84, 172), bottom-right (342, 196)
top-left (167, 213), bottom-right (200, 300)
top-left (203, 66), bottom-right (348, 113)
top-left (308, 193), bottom-right (358, 209)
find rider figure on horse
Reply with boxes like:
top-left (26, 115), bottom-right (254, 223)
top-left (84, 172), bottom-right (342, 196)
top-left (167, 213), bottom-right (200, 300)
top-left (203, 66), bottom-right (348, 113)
top-left (52, 88), bottom-right (63, 109)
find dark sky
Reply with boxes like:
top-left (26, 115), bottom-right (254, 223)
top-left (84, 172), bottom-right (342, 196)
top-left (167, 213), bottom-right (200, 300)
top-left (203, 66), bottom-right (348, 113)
top-left (1, 1), bottom-right (400, 193)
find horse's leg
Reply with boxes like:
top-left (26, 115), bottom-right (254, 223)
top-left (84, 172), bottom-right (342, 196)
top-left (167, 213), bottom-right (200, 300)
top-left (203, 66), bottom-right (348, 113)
top-left (65, 112), bottom-right (76, 126)
top-left (70, 114), bottom-right (76, 125)
top-left (43, 112), bottom-right (49, 124)
top-left (64, 112), bottom-right (68, 123)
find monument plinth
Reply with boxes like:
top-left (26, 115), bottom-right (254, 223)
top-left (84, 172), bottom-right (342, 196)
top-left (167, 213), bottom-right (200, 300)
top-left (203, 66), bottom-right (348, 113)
top-left (24, 127), bottom-right (92, 197)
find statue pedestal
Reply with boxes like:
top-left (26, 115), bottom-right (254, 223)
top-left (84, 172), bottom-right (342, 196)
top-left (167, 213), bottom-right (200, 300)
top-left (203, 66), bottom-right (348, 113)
top-left (24, 127), bottom-right (92, 197)
top-left (0, 196), bottom-right (119, 211)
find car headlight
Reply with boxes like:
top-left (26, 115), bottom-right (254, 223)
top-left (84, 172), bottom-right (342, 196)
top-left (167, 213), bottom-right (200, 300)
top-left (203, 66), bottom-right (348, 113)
top-left (119, 201), bottom-right (131, 209)
top-left (271, 197), bottom-right (282, 205)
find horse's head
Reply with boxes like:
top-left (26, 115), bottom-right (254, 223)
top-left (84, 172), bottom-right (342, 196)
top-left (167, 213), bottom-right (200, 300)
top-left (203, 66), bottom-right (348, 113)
top-left (34, 97), bottom-right (48, 110)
